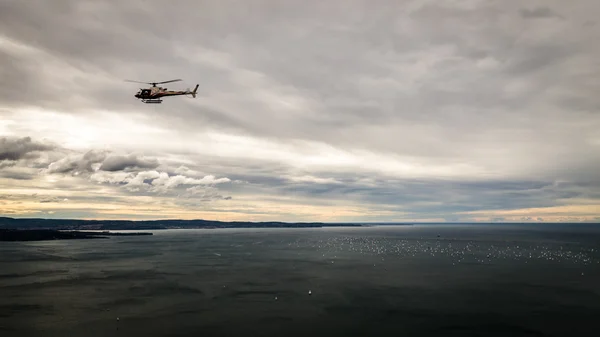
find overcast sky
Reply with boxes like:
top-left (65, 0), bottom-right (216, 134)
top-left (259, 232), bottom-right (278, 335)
top-left (1, 0), bottom-right (599, 222)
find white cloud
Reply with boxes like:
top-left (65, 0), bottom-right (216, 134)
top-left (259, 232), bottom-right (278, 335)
top-left (89, 169), bottom-right (230, 194)
top-left (90, 171), bottom-right (133, 184)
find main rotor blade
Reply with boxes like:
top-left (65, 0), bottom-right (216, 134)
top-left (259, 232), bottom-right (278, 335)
top-left (124, 79), bottom-right (151, 84)
top-left (155, 79), bottom-right (182, 84)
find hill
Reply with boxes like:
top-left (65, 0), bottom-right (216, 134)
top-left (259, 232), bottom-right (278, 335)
top-left (0, 217), bottom-right (365, 230)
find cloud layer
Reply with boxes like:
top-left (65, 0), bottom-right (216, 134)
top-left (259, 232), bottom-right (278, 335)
top-left (1, 0), bottom-right (599, 222)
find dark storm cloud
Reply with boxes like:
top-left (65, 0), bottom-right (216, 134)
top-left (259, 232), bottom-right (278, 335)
top-left (46, 149), bottom-right (108, 174)
top-left (99, 154), bottom-right (160, 172)
top-left (0, 136), bottom-right (62, 181)
top-left (0, 137), bottom-right (55, 161)
top-left (45, 148), bottom-right (163, 176)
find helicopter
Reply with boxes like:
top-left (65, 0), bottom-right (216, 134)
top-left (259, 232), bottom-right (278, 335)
top-left (125, 79), bottom-right (199, 104)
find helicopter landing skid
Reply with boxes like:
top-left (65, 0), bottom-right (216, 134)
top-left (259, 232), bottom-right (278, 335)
top-left (142, 99), bottom-right (163, 104)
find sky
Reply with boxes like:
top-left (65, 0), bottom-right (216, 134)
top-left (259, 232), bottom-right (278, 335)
top-left (1, 0), bottom-right (599, 223)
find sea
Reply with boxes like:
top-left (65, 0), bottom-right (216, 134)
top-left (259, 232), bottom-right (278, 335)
top-left (1, 224), bottom-right (599, 336)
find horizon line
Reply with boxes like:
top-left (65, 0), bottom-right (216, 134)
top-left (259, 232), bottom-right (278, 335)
top-left (1, 216), bottom-right (599, 225)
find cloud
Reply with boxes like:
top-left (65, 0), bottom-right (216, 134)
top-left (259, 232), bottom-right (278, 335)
top-left (46, 149), bottom-right (108, 175)
top-left (38, 196), bottom-right (69, 203)
top-left (184, 185), bottom-right (232, 201)
top-left (520, 7), bottom-right (564, 19)
top-left (90, 169), bottom-right (230, 194)
top-left (45, 150), bottom-right (162, 178)
top-left (0, 1), bottom-right (599, 221)
top-left (0, 136), bottom-right (63, 180)
top-left (89, 170), bottom-right (132, 185)
top-left (99, 154), bottom-right (159, 171)
top-left (0, 160), bottom-right (16, 169)
top-left (131, 172), bottom-right (231, 193)
top-left (0, 167), bottom-right (38, 180)
top-left (0, 136), bottom-right (55, 161)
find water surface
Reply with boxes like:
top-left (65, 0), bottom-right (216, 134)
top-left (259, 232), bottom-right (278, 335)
top-left (1, 224), bottom-right (599, 336)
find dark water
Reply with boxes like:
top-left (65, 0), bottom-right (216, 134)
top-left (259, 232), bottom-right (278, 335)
top-left (1, 224), bottom-right (600, 336)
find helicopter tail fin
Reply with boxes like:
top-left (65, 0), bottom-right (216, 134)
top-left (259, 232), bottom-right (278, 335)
top-left (191, 84), bottom-right (199, 98)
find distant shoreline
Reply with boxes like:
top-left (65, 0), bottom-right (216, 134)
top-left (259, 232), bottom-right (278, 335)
top-left (1, 217), bottom-right (596, 233)
top-left (0, 229), bottom-right (153, 242)
top-left (0, 216), bottom-right (388, 231)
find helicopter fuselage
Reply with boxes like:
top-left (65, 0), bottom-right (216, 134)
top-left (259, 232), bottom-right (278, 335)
top-left (134, 84), bottom-right (199, 104)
